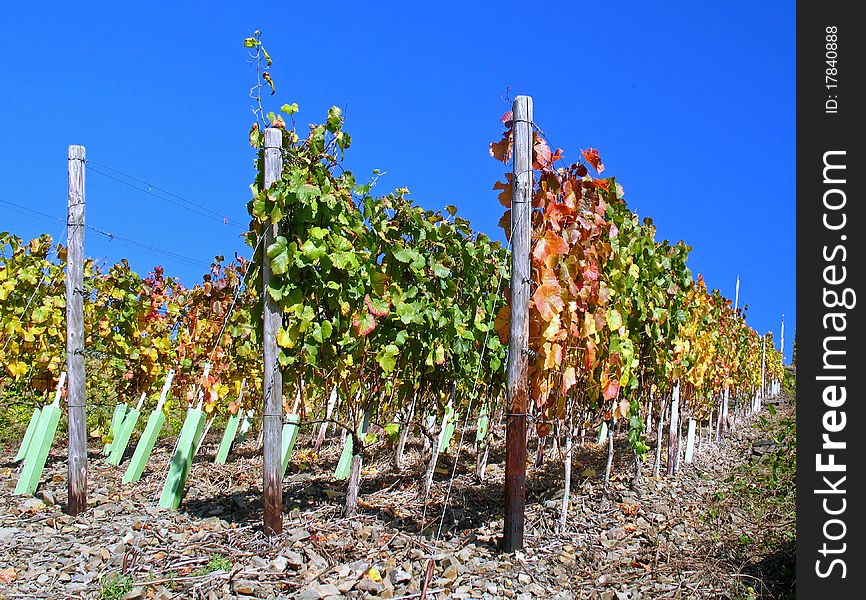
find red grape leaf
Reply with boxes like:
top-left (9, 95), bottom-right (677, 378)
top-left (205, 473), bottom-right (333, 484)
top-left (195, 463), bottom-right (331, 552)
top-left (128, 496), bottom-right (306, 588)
top-left (545, 203), bottom-right (574, 231)
top-left (493, 174), bottom-right (513, 207)
top-left (352, 312), bottom-right (377, 336)
top-left (495, 304), bottom-right (510, 344)
top-left (490, 132), bottom-right (513, 163)
top-left (364, 294), bottom-right (390, 317)
top-left (533, 137), bottom-right (552, 170)
top-left (532, 230), bottom-right (569, 267)
top-left (602, 376), bottom-right (620, 400)
top-left (581, 148), bottom-right (605, 173)
top-left (533, 281), bottom-right (564, 321)
top-left (498, 210), bottom-right (512, 241)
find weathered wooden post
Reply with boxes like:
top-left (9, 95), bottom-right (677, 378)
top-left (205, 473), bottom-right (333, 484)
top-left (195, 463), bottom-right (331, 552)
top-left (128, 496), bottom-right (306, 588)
top-left (67, 145), bottom-right (87, 515)
top-left (760, 334), bottom-right (766, 400)
top-left (503, 95), bottom-right (532, 552)
top-left (666, 383), bottom-right (680, 476)
top-left (684, 418), bottom-right (696, 463)
top-left (262, 127), bottom-right (284, 535)
top-left (780, 314), bottom-right (785, 365)
top-left (734, 274), bottom-right (740, 311)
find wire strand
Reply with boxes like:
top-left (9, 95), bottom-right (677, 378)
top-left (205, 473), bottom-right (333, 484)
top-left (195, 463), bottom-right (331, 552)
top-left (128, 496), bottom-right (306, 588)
top-left (0, 197), bottom-right (215, 270)
top-left (86, 160), bottom-right (248, 229)
top-left (426, 191), bottom-right (530, 540)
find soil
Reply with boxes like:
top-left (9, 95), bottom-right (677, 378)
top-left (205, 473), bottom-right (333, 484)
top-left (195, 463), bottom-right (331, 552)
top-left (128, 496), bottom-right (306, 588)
top-left (0, 397), bottom-right (795, 599)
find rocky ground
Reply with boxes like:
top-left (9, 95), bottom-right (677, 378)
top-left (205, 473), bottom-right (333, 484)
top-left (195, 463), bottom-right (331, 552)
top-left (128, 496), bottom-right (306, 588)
top-left (0, 398), bottom-right (795, 600)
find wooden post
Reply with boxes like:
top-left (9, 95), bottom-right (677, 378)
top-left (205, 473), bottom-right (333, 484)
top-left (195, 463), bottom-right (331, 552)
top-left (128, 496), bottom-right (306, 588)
top-left (734, 274), bottom-right (740, 312)
top-left (503, 95), bottom-right (532, 553)
top-left (684, 418), bottom-right (696, 463)
top-left (67, 144), bottom-right (87, 515)
top-left (780, 314), bottom-right (785, 365)
top-left (653, 408), bottom-right (664, 478)
top-left (262, 127), bottom-right (284, 536)
top-left (760, 335), bottom-right (766, 399)
top-left (645, 398), bottom-right (652, 434)
top-left (666, 384), bottom-right (680, 476)
top-left (559, 414), bottom-right (573, 533)
top-left (715, 398), bottom-right (723, 443)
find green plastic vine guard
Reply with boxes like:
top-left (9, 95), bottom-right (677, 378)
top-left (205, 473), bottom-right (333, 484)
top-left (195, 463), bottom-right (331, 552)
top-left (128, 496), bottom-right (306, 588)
top-left (124, 370), bottom-right (173, 484)
top-left (280, 414), bottom-right (301, 477)
top-left (214, 379), bottom-right (248, 465)
top-left (445, 413), bottom-right (458, 450)
top-left (333, 435), bottom-right (354, 481)
top-left (234, 410), bottom-right (253, 446)
top-left (108, 392), bottom-right (146, 466)
top-left (158, 405), bottom-right (207, 509)
top-left (334, 412), bottom-right (371, 481)
top-left (103, 403), bottom-right (129, 455)
top-left (14, 399), bottom-right (61, 495)
top-left (214, 412), bottom-right (240, 465)
top-left (122, 408), bottom-right (165, 484)
top-left (438, 403), bottom-right (457, 453)
top-left (16, 373), bottom-right (66, 464)
top-left (14, 406), bottom-right (42, 462)
top-left (475, 407), bottom-right (489, 444)
top-left (107, 408), bottom-right (141, 466)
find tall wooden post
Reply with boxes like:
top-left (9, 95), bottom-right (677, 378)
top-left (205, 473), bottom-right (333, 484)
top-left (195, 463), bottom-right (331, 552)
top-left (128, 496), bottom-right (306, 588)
top-left (780, 314), bottom-right (785, 364)
top-left (67, 145), bottom-right (87, 515)
top-left (262, 128), bottom-right (284, 535)
top-left (734, 274), bottom-right (740, 312)
top-left (503, 95), bottom-right (532, 552)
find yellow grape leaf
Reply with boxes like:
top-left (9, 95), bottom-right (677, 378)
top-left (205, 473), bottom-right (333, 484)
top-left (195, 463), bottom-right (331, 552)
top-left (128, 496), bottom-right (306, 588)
top-left (582, 312), bottom-right (596, 337)
top-left (6, 361), bottom-right (27, 377)
top-left (543, 343), bottom-right (562, 369)
top-left (561, 367), bottom-right (577, 394)
top-left (542, 314), bottom-right (561, 341)
top-left (606, 309), bottom-right (622, 331)
top-left (277, 327), bottom-right (294, 349)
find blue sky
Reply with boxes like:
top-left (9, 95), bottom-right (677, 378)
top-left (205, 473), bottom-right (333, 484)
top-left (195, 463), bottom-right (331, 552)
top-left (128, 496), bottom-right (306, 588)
top-left (0, 2), bottom-right (794, 361)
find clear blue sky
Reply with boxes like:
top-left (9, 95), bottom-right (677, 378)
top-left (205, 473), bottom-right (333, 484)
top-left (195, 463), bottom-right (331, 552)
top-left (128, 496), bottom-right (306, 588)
top-left (0, 1), bottom-right (794, 361)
